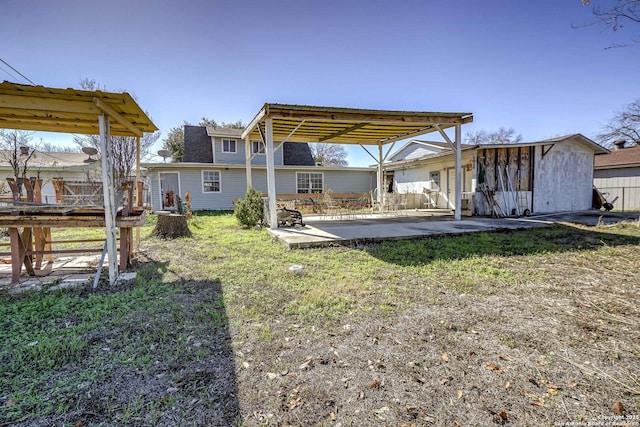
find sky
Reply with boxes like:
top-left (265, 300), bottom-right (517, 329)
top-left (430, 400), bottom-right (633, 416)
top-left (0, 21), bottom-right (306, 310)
top-left (1, 0), bottom-right (639, 166)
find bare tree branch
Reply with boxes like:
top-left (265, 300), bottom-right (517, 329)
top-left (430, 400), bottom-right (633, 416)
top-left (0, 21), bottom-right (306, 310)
top-left (309, 143), bottom-right (349, 166)
top-left (578, 0), bottom-right (640, 47)
top-left (465, 127), bottom-right (522, 145)
top-left (598, 98), bottom-right (640, 146)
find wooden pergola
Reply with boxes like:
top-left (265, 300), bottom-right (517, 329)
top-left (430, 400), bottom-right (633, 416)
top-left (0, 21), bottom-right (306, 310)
top-left (241, 103), bottom-right (473, 228)
top-left (0, 81), bottom-right (157, 285)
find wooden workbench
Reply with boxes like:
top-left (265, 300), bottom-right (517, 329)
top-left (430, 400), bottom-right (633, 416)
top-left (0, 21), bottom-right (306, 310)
top-left (0, 209), bottom-right (146, 284)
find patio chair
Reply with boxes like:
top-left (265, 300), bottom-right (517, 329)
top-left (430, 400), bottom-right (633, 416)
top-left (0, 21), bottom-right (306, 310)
top-left (321, 193), bottom-right (342, 220)
top-left (398, 193), bottom-right (408, 215)
top-left (370, 189), bottom-right (381, 214)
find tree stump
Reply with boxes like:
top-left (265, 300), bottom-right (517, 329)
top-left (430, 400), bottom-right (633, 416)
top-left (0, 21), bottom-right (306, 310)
top-left (152, 213), bottom-right (192, 239)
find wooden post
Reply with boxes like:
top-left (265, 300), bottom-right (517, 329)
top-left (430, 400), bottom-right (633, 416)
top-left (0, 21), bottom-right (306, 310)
top-left (245, 136), bottom-right (253, 190)
top-left (265, 118), bottom-right (277, 229)
top-left (52, 178), bottom-right (64, 204)
top-left (454, 124), bottom-right (462, 221)
top-left (377, 143), bottom-right (384, 212)
top-left (99, 114), bottom-right (118, 286)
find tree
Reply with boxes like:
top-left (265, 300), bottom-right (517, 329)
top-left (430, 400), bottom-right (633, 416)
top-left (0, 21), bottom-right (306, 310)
top-left (163, 124), bottom-right (187, 162)
top-left (0, 129), bottom-right (38, 180)
top-left (580, 0), bottom-right (640, 47)
top-left (465, 127), bottom-right (523, 145)
top-left (162, 117), bottom-right (245, 162)
top-left (598, 98), bottom-right (640, 146)
top-left (39, 142), bottom-right (80, 153)
top-left (73, 79), bottom-right (160, 184)
top-left (309, 143), bottom-right (349, 166)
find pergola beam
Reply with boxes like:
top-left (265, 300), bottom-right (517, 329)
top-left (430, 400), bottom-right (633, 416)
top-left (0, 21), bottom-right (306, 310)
top-left (94, 98), bottom-right (142, 137)
top-left (0, 94), bottom-right (101, 115)
top-left (319, 122), bottom-right (369, 142)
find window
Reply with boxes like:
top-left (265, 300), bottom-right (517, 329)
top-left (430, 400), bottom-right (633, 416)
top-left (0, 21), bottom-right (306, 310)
top-left (296, 172), bottom-right (323, 193)
top-left (430, 171), bottom-right (440, 190)
top-left (202, 170), bottom-right (221, 192)
top-left (222, 139), bottom-right (236, 153)
top-left (252, 140), bottom-right (265, 154)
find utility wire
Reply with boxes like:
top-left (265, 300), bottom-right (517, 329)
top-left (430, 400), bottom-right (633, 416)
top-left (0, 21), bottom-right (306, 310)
top-left (0, 57), bottom-right (36, 85)
top-left (0, 64), bottom-right (21, 83)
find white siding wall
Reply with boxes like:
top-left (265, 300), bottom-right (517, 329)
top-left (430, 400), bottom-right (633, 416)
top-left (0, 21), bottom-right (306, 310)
top-left (390, 145), bottom-right (442, 162)
top-left (533, 142), bottom-right (594, 213)
top-left (392, 151), bottom-right (475, 209)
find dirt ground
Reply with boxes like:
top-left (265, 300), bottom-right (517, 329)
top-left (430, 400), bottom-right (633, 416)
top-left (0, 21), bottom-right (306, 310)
top-left (3, 217), bottom-right (639, 427)
top-left (232, 274), bottom-right (639, 426)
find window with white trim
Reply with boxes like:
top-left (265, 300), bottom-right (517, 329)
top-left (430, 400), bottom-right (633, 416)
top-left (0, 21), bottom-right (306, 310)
top-left (296, 172), bottom-right (323, 194)
top-left (252, 140), bottom-right (265, 154)
top-left (202, 170), bottom-right (221, 192)
top-left (222, 139), bottom-right (236, 153)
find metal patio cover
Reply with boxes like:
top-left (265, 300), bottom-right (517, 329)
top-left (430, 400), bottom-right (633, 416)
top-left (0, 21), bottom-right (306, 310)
top-left (242, 103), bottom-right (473, 145)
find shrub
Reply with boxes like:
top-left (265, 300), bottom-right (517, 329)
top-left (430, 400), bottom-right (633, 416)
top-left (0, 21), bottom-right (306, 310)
top-left (234, 188), bottom-right (264, 227)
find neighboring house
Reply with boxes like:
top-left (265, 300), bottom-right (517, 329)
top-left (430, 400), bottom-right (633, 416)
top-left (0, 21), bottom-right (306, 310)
top-left (383, 134), bottom-right (608, 215)
top-left (385, 140), bottom-right (476, 210)
top-left (0, 150), bottom-right (102, 204)
top-left (143, 125), bottom-right (375, 211)
top-left (594, 140), bottom-right (640, 211)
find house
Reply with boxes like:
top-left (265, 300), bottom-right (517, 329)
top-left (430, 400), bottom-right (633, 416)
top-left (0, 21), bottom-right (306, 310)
top-left (0, 150), bottom-right (102, 204)
top-left (594, 140), bottom-right (640, 211)
top-left (383, 134), bottom-right (608, 215)
top-left (143, 125), bottom-right (375, 211)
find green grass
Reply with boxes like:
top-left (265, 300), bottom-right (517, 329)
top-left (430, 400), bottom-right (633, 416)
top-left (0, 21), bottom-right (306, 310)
top-left (1, 211), bottom-right (640, 424)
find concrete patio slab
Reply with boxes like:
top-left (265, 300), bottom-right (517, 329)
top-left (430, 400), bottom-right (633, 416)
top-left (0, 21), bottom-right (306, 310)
top-left (269, 210), bottom-right (640, 248)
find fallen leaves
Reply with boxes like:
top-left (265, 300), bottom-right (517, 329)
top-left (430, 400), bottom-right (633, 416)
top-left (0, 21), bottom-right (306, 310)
top-left (613, 401), bottom-right (624, 415)
top-left (524, 391), bottom-right (545, 407)
top-left (282, 388), bottom-right (303, 411)
top-left (299, 356), bottom-right (314, 371)
top-left (373, 406), bottom-right (390, 421)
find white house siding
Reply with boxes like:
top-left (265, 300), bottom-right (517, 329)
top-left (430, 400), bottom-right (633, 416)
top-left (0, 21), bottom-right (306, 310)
top-left (594, 167), bottom-right (640, 211)
top-left (391, 151), bottom-right (475, 209)
top-left (391, 145), bottom-right (442, 162)
top-left (533, 142), bottom-right (594, 213)
top-left (212, 136), bottom-right (283, 166)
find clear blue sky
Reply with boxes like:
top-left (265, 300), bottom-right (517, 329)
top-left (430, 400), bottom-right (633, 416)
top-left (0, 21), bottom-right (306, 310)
top-left (1, 0), bottom-right (638, 166)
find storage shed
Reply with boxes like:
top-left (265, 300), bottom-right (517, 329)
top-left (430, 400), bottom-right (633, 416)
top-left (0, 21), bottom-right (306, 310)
top-left (476, 134), bottom-right (608, 215)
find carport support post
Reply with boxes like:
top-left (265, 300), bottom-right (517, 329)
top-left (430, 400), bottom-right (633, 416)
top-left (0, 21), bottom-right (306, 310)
top-left (454, 124), bottom-right (462, 221)
top-left (377, 142), bottom-right (384, 212)
top-left (265, 118), bottom-right (278, 229)
top-left (99, 114), bottom-right (118, 285)
top-left (244, 136), bottom-right (252, 189)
